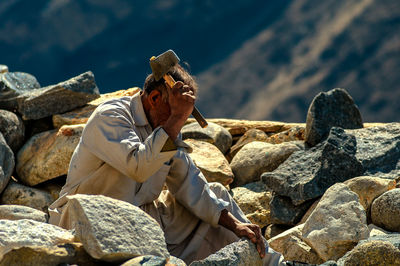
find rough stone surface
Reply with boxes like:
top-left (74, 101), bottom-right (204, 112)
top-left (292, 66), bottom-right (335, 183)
top-left (0, 72), bottom-right (40, 111)
top-left (227, 129), bottom-right (269, 162)
top-left (0, 110), bottom-right (24, 153)
top-left (368, 224), bottom-right (392, 237)
top-left (302, 183), bottom-right (369, 261)
top-left (186, 139), bottom-right (234, 186)
top-left (231, 181), bottom-right (272, 227)
top-left (268, 224), bottom-right (324, 265)
top-left (305, 88), bottom-right (363, 147)
top-left (344, 176), bottom-right (396, 212)
top-left (264, 224), bottom-right (291, 240)
top-left (0, 133), bottom-right (14, 194)
top-left (262, 127), bottom-right (364, 205)
top-left (182, 122), bottom-right (232, 154)
top-left (17, 71), bottom-right (100, 120)
top-left (371, 189), bottom-right (400, 232)
top-left (65, 194), bottom-right (169, 262)
top-left (0, 204), bottom-right (48, 222)
top-left (16, 124), bottom-right (84, 186)
top-left (52, 87), bottom-right (140, 128)
top-left (0, 65), bottom-right (8, 73)
top-left (359, 234), bottom-right (400, 249)
top-left (345, 123), bottom-right (400, 176)
top-left (298, 198), bottom-right (321, 225)
top-left (338, 240), bottom-right (400, 266)
top-left (269, 195), bottom-right (314, 226)
top-left (0, 181), bottom-right (53, 213)
top-left (190, 239), bottom-right (262, 266)
top-left (0, 219), bottom-right (75, 262)
top-left (121, 255), bottom-right (186, 266)
top-left (0, 243), bottom-right (97, 266)
top-left (232, 141), bottom-right (302, 187)
top-left (265, 125), bottom-right (305, 144)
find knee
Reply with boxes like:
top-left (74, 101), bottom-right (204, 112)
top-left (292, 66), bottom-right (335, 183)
top-left (208, 182), bottom-right (229, 198)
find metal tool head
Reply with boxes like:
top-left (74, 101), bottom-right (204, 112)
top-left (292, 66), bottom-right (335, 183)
top-left (149, 49), bottom-right (180, 81)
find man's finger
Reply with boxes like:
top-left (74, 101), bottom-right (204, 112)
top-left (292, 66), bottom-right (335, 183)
top-left (254, 226), bottom-right (265, 258)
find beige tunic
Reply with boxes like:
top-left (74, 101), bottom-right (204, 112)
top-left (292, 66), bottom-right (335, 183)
top-left (48, 92), bottom-right (284, 265)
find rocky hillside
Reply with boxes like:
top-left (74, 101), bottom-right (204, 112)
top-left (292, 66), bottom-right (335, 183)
top-left (1, 68), bottom-right (400, 265)
top-left (1, 0), bottom-right (399, 123)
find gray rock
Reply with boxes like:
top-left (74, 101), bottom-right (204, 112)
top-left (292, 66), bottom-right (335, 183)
top-left (338, 240), bottom-right (400, 266)
top-left (0, 219), bottom-right (75, 262)
top-left (0, 72), bottom-right (40, 111)
top-left (121, 255), bottom-right (186, 266)
top-left (0, 65), bottom-right (8, 73)
top-left (0, 110), bottom-right (24, 153)
top-left (371, 189), bottom-right (400, 232)
top-left (0, 204), bottom-right (48, 222)
top-left (345, 123), bottom-right (400, 176)
top-left (359, 234), bottom-right (400, 249)
top-left (269, 195), bottom-right (314, 226)
top-left (262, 127), bottom-right (364, 205)
top-left (0, 133), bottom-right (14, 194)
top-left (0, 181), bottom-right (53, 213)
top-left (17, 71), bottom-right (100, 120)
top-left (190, 239), bottom-right (262, 266)
top-left (305, 88), bottom-right (363, 147)
top-left (182, 122), bottom-right (232, 154)
top-left (64, 194), bottom-right (169, 262)
top-left (302, 183), bottom-right (369, 261)
top-left (231, 141), bottom-right (301, 187)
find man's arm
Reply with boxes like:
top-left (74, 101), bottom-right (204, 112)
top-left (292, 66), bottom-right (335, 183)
top-left (218, 209), bottom-right (266, 258)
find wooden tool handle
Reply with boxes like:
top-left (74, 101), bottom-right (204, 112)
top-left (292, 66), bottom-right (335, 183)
top-left (192, 106), bottom-right (208, 128)
top-left (163, 74), bottom-right (208, 128)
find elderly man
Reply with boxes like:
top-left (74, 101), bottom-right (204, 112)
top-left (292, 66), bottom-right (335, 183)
top-left (49, 64), bottom-right (285, 265)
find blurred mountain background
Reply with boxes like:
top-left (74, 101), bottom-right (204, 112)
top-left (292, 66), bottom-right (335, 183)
top-left (1, 0), bottom-right (399, 122)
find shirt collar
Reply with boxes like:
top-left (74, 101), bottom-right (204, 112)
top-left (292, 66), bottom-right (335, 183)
top-left (130, 91), bottom-right (149, 126)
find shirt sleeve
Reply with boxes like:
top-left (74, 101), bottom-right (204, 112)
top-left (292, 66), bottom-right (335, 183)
top-left (81, 103), bottom-right (177, 183)
top-left (166, 149), bottom-right (229, 227)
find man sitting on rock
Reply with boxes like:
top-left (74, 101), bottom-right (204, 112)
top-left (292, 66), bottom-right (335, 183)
top-left (49, 64), bottom-right (285, 265)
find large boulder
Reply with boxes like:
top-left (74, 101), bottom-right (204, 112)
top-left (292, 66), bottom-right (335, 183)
top-left (182, 122), bottom-right (232, 154)
top-left (302, 183), bottom-right (369, 261)
top-left (190, 239), bottom-right (262, 266)
top-left (0, 205), bottom-right (48, 223)
top-left (231, 181), bottom-right (272, 227)
top-left (52, 87), bottom-right (140, 128)
top-left (0, 110), bottom-right (24, 153)
top-left (227, 129), bottom-right (269, 162)
top-left (371, 189), bottom-right (400, 232)
top-left (63, 194), bottom-right (169, 263)
top-left (17, 71), bottom-right (100, 120)
top-left (185, 139), bottom-right (234, 186)
top-left (0, 72), bottom-right (40, 111)
top-left (269, 195), bottom-right (314, 226)
top-left (0, 133), bottom-right (14, 194)
top-left (0, 181), bottom-right (54, 213)
top-left (337, 241), bottom-right (400, 266)
top-left (0, 219), bottom-right (76, 263)
top-left (262, 127), bottom-right (364, 205)
top-left (305, 88), bottom-right (363, 147)
top-left (344, 176), bottom-right (396, 213)
top-left (231, 141), bottom-right (302, 187)
top-left (16, 124), bottom-right (84, 186)
top-left (345, 123), bottom-right (400, 176)
top-left (268, 224), bottom-right (323, 265)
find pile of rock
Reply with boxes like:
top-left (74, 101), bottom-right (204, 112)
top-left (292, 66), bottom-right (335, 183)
top-left (0, 65), bottom-right (399, 265)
